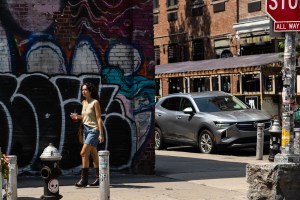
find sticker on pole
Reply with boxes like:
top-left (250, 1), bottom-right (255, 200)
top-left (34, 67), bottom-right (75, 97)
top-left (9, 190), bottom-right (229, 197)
top-left (282, 128), bottom-right (290, 146)
top-left (48, 179), bottom-right (59, 193)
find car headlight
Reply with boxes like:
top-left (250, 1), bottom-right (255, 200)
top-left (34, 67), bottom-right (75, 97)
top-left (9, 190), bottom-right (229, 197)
top-left (214, 121), bottom-right (236, 129)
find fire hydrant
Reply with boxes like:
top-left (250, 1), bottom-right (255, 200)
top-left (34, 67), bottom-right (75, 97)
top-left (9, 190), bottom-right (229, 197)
top-left (40, 143), bottom-right (63, 200)
top-left (268, 119), bottom-right (282, 162)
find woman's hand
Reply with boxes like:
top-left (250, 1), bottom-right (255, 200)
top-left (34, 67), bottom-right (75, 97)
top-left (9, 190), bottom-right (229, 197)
top-left (70, 113), bottom-right (78, 122)
top-left (99, 134), bottom-right (104, 143)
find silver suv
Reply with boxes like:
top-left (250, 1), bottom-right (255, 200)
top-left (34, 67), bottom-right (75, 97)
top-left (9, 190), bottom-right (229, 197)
top-left (155, 91), bottom-right (272, 153)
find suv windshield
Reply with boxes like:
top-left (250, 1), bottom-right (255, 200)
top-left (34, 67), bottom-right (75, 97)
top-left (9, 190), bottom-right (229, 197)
top-left (194, 95), bottom-right (248, 112)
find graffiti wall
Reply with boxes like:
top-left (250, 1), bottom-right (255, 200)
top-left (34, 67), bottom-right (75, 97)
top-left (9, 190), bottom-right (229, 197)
top-left (0, 0), bottom-right (155, 174)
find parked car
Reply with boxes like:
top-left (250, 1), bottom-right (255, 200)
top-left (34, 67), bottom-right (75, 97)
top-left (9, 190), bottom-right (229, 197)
top-left (155, 91), bottom-right (272, 153)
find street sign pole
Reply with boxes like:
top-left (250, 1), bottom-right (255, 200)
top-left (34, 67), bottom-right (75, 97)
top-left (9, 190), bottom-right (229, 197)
top-left (274, 32), bottom-right (300, 163)
top-left (265, 0), bottom-right (300, 163)
top-left (281, 32), bottom-right (296, 155)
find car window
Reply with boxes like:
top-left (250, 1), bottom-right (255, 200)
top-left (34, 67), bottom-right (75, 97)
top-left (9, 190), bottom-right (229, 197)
top-left (180, 98), bottom-right (195, 112)
top-left (193, 95), bottom-right (248, 112)
top-left (161, 97), bottom-right (181, 111)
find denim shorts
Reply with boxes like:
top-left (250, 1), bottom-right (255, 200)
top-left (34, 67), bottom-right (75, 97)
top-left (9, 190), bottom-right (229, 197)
top-left (83, 124), bottom-right (99, 147)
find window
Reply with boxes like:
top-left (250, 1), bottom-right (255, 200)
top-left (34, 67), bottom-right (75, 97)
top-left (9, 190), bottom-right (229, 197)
top-left (180, 98), bottom-right (195, 112)
top-left (213, 2), bottom-right (225, 13)
top-left (192, 6), bottom-right (203, 16)
top-left (221, 76), bottom-right (231, 93)
top-left (179, 45), bottom-right (187, 62)
top-left (169, 77), bottom-right (182, 93)
top-left (155, 78), bottom-right (161, 97)
top-left (242, 74), bottom-right (260, 93)
top-left (167, 0), bottom-right (178, 7)
top-left (194, 96), bottom-right (248, 112)
top-left (276, 75), bottom-right (283, 93)
top-left (192, 39), bottom-right (204, 61)
top-left (168, 43), bottom-right (178, 63)
top-left (154, 15), bottom-right (158, 24)
top-left (212, 76), bottom-right (219, 91)
top-left (214, 39), bottom-right (231, 58)
top-left (154, 46), bottom-right (160, 65)
top-left (161, 97), bottom-right (181, 111)
top-left (264, 75), bottom-right (273, 93)
top-left (167, 12), bottom-right (177, 21)
top-left (191, 77), bottom-right (210, 92)
top-left (191, 0), bottom-right (204, 16)
top-left (153, 0), bottom-right (159, 9)
top-left (248, 1), bottom-right (261, 13)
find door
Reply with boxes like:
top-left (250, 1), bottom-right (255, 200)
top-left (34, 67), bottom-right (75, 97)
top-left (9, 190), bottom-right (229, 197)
top-left (173, 97), bottom-right (198, 144)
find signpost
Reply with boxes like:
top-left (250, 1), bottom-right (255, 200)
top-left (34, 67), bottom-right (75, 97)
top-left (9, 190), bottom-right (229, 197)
top-left (266, 0), bottom-right (300, 31)
top-left (266, 0), bottom-right (300, 162)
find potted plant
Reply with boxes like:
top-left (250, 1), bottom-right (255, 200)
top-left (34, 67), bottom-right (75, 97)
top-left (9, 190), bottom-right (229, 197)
top-left (1, 154), bottom-right (9, 180)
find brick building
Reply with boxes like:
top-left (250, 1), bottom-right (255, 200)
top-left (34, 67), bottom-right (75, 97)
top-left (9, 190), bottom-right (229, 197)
top-left (153, 0), bottom-right (296, 118)
top-left (154, 0), bottom-right (279, 65)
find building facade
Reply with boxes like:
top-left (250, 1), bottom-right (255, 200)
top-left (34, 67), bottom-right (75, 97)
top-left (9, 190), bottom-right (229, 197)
top-left (154, 0), bottom-right (280, 65)
top-left (153, 0), bottom-right (297, 118)
top-left (0, 0), bottom-right (155, 174)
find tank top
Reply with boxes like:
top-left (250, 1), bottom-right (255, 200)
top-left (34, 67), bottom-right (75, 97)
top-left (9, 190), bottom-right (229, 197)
top-left (82, 99), bottom-right (98, 129)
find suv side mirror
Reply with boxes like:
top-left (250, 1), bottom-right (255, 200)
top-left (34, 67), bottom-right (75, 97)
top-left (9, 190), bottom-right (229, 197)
top-left (183, 107), bottom-right (194, 114)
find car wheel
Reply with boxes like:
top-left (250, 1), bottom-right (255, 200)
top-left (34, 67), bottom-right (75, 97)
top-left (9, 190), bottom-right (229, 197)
top-left (199, 129), bottom-right (215, 154)
top-left (155, 127), bottom-right (164, 150)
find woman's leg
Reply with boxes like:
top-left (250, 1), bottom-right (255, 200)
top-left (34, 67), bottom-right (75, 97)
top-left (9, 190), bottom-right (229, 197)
top-left (75, 144), bottom-right (93, 187)
top-left (89, 146), bottom-right (100, 186)
top-left (90, 147), bottom-right (99, 168)
top-left (81, 144), bottom-right (93, 168)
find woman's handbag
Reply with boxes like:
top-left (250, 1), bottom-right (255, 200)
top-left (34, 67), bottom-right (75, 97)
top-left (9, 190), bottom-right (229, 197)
top-left (78, 123), bottom-right (84, 144)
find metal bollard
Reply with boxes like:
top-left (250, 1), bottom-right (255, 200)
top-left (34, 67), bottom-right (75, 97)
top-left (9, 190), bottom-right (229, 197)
top-left (256, 123), bottom-right (265, 160)
top-left (6, 156), bottom-right (17, 200)
top-left (98, 150), bottom-right (110, 200)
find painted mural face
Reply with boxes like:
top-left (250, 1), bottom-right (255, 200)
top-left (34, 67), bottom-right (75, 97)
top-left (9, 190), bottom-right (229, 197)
top-left (0, 0), bottom-right (155, 174)
top-left (6, 0), bottom-right (62, 32)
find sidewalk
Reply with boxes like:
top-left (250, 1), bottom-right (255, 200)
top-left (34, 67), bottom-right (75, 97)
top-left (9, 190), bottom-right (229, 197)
top-left (10, 149), bottom-right (271, 200)
top-left (16, 173), bottom-right (246, 200)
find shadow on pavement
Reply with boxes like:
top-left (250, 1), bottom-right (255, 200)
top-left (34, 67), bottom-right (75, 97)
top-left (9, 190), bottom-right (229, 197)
top-left (166, 146), bottom-right (269, 156)
top-left (16, 146), bottom-right (266, 188)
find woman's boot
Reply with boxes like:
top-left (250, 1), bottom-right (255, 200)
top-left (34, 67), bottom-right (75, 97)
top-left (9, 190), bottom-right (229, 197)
top-left (89, 168), bottom-right (99, 186)
top-left (75, 168), bottom-right (89, 187)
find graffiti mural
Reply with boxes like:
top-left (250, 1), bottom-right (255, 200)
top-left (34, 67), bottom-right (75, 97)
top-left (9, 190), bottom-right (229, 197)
top-left (0, 0), bottom-right (154, 173)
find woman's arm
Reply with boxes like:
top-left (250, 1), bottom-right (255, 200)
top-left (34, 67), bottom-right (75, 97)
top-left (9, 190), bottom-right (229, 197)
top-left (70, 113), bottom-right (82, 121)
top-left (94, 100), bottom-right (104, 143)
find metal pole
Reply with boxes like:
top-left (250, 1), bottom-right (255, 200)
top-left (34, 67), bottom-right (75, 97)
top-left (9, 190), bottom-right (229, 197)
top-left (256, 123), bottom-right (265, 160)
top-left (281, 32), bottom-right (296, 155)
top-left (294, 128), bottom-right (300, 155)
top-left (98, 150), bottom-right (110, 200)
top-left (6, 156), bottom-right (17, 200)
top-left (0, 147), bottom-right (2, 200)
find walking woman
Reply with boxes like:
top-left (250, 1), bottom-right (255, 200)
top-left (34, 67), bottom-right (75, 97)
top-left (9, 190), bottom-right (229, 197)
top-left (70, 82), bottom-right (104, 187)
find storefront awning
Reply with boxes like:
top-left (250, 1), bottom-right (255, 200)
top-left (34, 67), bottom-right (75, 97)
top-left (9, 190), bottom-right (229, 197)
top-left (155, 53), bottom-right (282, 76)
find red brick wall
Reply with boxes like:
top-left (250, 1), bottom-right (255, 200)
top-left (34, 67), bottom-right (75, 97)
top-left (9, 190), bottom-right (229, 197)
top-left (154, 0), bottom-right (239, 64)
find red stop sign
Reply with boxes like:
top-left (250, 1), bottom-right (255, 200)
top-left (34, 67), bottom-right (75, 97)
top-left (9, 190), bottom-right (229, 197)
top-left (266, 0), bottom-right (300, 22)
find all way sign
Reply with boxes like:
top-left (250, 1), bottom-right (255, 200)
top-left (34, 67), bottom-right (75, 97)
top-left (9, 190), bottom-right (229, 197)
top-left (266, 0), bottom-right (300, 32)
top-left (275, 21), bottom-right (300, 31)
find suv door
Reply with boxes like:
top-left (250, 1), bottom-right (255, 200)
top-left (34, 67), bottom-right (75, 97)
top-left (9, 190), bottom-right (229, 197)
top-left (157, 96), bottom-right (181, 140)
top-left (173, 97), bottom-right (198, 144)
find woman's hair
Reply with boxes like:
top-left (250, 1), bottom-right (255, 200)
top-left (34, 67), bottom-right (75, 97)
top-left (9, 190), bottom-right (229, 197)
top-left (81, 82), bottom-right (100, 101)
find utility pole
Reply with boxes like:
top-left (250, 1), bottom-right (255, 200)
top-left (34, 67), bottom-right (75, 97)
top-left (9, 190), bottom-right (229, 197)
top-left (275, 32), bottom-right (300, 163)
